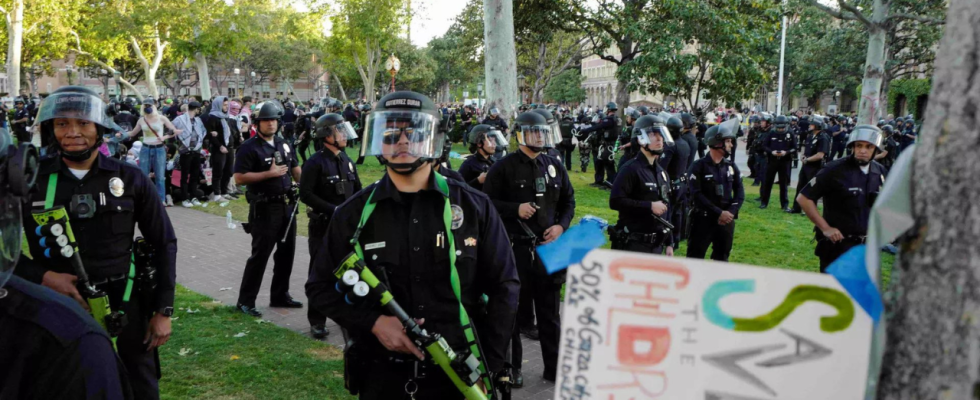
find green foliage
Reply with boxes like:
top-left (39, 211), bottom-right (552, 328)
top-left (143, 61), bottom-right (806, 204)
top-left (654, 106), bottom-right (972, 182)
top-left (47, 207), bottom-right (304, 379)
top-left (855, 79), bottom-right (931, 119)
top-left (621, 0), bottom-right (781, 108)
top-left (543, 69), bottom-right (586, 104)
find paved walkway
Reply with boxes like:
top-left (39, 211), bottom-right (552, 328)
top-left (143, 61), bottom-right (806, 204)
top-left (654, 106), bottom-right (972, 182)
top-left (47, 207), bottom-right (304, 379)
top-left (170, 206), bottom-right (556, 400)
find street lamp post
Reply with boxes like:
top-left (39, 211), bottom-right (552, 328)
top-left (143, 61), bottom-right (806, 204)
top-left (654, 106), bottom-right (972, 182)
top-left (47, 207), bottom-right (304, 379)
top-left (385, 54), bottom-right (401, 93)
top-left (233, 68), bottom-right (240, 97)
top-left (250, 71), bottom-right (256, 97)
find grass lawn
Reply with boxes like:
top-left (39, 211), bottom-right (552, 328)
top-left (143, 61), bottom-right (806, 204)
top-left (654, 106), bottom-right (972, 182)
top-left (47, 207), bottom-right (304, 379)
top-left (169, 140), bottom-right (893, 398)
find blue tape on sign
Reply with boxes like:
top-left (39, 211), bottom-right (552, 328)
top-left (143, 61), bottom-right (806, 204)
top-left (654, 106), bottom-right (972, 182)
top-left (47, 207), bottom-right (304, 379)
top-left (537, 219), bottom-right (607, 275)
top-left (826, 245), bottom-right (883, 323)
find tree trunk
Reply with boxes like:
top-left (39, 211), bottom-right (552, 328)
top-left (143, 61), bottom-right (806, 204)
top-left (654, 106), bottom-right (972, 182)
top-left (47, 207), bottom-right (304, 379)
top-left (483, 0), bottom-right (519, 123)
top-left (195, 53), bottom-right (212, 100)
top-left (877, 0), bottom-right (980, 398)
top-left (333, 72), bottom-right (347, 101)
top-left (4, 0), bottom-right (25, 96)
top-left (855, 0), bottom-right (889, 125)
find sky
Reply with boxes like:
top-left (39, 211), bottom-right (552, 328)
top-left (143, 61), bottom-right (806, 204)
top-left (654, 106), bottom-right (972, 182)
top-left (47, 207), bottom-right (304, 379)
top-left (408, 0), bottom-right (469, 47)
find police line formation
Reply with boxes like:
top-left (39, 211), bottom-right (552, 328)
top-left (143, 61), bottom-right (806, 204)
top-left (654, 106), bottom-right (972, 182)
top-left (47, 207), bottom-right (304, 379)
top-left (0, 85), bottom-right (914, 399)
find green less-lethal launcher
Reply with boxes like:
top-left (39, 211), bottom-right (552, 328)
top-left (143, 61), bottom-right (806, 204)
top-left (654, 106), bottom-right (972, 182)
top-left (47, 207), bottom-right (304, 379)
top-left (32, 205), bottom-right (115, 347)
top-left (335, 252), bottom-right (488, 400)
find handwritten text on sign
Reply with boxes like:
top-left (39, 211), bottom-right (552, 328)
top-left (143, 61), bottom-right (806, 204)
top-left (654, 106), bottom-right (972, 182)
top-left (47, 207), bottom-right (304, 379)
top-left (555, 249), bottom-right (872, 400)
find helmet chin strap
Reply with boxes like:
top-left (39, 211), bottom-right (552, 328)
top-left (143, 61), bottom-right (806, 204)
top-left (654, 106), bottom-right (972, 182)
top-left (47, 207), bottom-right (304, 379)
top-left (383, 157), bottom-right (429, 175)
top-left (58, 128), bottom-right (105, 162)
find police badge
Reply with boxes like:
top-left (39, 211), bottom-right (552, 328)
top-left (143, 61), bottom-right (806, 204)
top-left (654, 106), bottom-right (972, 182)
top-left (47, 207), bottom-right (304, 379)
top-left (109, 177), bottom-right (125, 197)
top-left (451, 204), bottom-right (464, 230)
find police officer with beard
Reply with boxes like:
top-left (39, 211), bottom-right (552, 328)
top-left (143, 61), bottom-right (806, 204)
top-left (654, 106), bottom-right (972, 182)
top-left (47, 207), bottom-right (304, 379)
top-left (483, 111), bottom-right (575, 386)
top-left (299, 113), bottom-right (362, 339)
top-left (759, 115), bottom-right (797, 212)
top-left (233, 101), bottom-right (303, 317)
top-left (659, 115), bottom-right (691, 245)
top-left (306, 91), bottom-right (519, 399)
top-left (686, 122), bottom-right (744, 262)
top-left (610, 116), bottom-right (675, 256)
top-left (578, 102), bottom-right (619, 189)
top-left (458, 124), bottom-right (506, 191)
top-left (797, 125), bottom-right (886, 272)
top-left (790, 116), bottom-right (831, 214)
top-left (18, 86), bottom-right (178, 400)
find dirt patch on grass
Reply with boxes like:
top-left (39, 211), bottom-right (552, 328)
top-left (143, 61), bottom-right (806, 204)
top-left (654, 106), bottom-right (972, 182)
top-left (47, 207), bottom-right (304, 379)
top-left (306, 346), bottom-right (344, 361)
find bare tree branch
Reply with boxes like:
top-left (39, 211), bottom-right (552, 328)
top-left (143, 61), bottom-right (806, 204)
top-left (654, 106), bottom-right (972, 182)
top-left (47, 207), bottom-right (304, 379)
top-left (836, 0), bottom-right (874, 28)
top-left (887, 13), bottom-right (945, 25)
top-left (800, 0), bottom-right (863, 25)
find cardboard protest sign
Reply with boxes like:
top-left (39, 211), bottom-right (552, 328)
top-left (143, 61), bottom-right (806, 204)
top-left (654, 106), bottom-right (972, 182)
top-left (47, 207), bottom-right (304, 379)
top-left (555, 249), bottom-right (873, 400)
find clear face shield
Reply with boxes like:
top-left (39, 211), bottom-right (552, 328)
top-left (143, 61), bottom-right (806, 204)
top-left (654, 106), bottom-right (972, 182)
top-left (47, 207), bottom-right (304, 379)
top-left (36, 92), bottom-right (108, 127)
top-left (362, 111), bottom-right (443, 159)
top-left (487, 130), bottom-right (508, 148)
top-left (634, 126), bottom-right (675, 147)
top-left (332, 121), bottom-right (359, 141)
top-left (517, 125), bottom-right (556, 149)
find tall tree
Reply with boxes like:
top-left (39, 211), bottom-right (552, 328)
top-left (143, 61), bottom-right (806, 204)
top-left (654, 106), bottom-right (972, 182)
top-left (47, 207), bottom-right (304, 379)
top-left (483, 0), bottom-right (519, 120)
top-left (876, 0), bottom-right (979, 397)
top-left (801, 0), bottom-right (946, 124)
top-left (1, 0), bottom-right (84, 96)
top-left (328, 0), bottom-right (408, 103)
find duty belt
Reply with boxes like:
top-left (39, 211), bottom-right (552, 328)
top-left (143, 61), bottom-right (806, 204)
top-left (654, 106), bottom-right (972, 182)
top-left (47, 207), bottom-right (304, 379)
top-left (250, 193), bottom-right (287, 203)
top-left (90, 272), bottom-right (129, 286)
top-left (624, 232), bottom-right (663, 244)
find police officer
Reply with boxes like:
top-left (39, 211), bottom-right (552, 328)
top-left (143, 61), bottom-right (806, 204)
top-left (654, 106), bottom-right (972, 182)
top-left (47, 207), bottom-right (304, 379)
top-left (530, 108), bottom-right (566, 166)
top-left (306, 91), bottom-right (519, 399)
top-left (874, 124), bottom-right (900, 172)
top-left (233, 101), bottom-right (303, 317)
top-left (759, 115), bottom-right (797, 211)
top-left (19, 86), bottom-right (177, 399)
top-left (790, 116), bottom-right (831, 214)
top-left (797, 125), bottom-right (886, 272)
top-left (483, 110), bottom-right (575, 386)
top-left (557, 113), bottom-right (576, 172)
top-left (578, 102), bottom-right (619, 188)
top-left (610, 116), bottom-right (675, 255)
top-left (752, 114), bottom-right (773, 186)
top-left (660, 115), bottom-right (691, 244)
top-left (0, 128), bottom-right (133, 400)
top-left (828, 117), bottom-right (846, 160)
top-left (686, 123), bottom-right (744, 262)
top-left (678, 113), bottom-right (699, 170)
top-left (459, 124), bottom-right (504, 191)
top-left (299, 113), bottom-right (361, 339)
top-left (481, 107), bottom-right (509, 135)
top-left (745, 115), bottom-right (761, 178)
top-left (616, 108), bottom-right (642, 170)
top-left (899, 116), bottom-right (917, 153)
top-left (11, 98), bottom-right (30, 143)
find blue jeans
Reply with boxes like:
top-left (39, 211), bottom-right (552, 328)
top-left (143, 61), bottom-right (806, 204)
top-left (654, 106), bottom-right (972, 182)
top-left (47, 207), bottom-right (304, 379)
top-left (140, 145), bottom-right (167, 203)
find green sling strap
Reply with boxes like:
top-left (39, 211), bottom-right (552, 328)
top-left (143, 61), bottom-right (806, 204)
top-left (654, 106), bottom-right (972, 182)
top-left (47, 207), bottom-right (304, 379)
top-left (350, 172), bottom-right (493, 391)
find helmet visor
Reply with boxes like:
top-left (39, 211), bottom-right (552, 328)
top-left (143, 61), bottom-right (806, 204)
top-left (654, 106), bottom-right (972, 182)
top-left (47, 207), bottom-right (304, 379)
top-left (332, 121), bottom-right (359, 141)
top-left (517, 125), bottom-right (555, 149)
top-left (634, 126), bottom-right (675, 146)
top-left (36, 92), bottom-right (107, 127)
top-left (487, 130), bottom-right (508, 148)
top-left (362, 111), bottom-right (442, 158)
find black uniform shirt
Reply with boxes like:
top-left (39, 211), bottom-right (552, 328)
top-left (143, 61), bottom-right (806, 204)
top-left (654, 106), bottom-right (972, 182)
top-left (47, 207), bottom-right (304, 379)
top-left (0, 275), bottom-right (130, 400)
top-left (882, 136), bottom-right (901, 168)
top-left (803, 131), bottom-right (832, 164)
top-left (580, 115), bottom-right (618, 143)
top-left (659, 138), bottom-right (691, 181)
top-left (483, 151), bottom-right (575, 237)
top-left (18, 154), bottom-right (178, 311)
top-left (689, 156), bottom-right (745, 217)
top-left (481, 116), bottom-right (508, 132)
top-left (306, 172), bottom-right (520, 372)
top-left (610, 153), bottom-right (673, 242)
top-left (754, 128), bottom-right (772, 154)
top-left (799, 157), bottom-right (886, 237)
top-left (679, 132), bottom-right (699, 170)
top-left (763, 128), bottom-right (797, 158)
top-left (458, 153), bottom-right (494, 191)
top-left (234, 135), bottom-right (298, 196)
top-left (299, 148), bottom-right (361, 217)
top-left (13, 108), bottom-right (29, 132)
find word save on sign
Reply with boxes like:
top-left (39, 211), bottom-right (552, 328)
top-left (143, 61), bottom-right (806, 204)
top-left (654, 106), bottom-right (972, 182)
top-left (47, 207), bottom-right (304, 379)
top-left (554, 249), bottom-right (872, 400)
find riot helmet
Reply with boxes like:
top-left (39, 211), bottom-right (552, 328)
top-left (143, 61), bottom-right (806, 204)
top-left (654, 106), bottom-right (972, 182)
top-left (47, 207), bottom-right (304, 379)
top-left (253, 101), bottom-right (284, 137)
top-left (531, 109), bottom-right (562, 147)
top-left (0, 128), bottom-right (38, 288)
top-left (774, 115), bottom-right (790, 132)
top-left (362, 91), bottom-right (443, 175)
top-left (680, 113), bottom-right (696, 130)
top-left (881, 125), bottom-right (895, 135)
top-left (37, 86), bottom-right (111, 162)
top-left (704, 124), bottom-right (736, 150)
top-left (666, 116), bottom-right (683, 138)
top-left (847, 124), bottom-right (883, 166)
top-left (467, 124), bottom-right (506, 156)
top-left (809, 116), bottom-right (825, 131)
top-left (605, 102), bottom-right (618, 113)
top-left (314, 113), bottom-right (358, 149)
top-left (749, 115), bottom-right (760, 126)
top-left (637, 106), bottom-right (651, 116)
top-left (760, 113), bottom-right (773, 128)
top-left (514, 111), bottom-right (554, 152)
top-left (361, 103), bottom-right (372, 112)
top-left (632, 115), bottom-right (674, 156)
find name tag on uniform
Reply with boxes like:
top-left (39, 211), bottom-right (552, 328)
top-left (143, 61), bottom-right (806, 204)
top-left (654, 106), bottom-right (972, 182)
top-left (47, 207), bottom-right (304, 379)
top-left (645, 182), bottom-right (655, 186)
top-left (705, 174), bottom-right (714, 178)
top-left (364, 242), bottom-right (386, 250)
